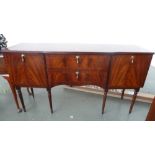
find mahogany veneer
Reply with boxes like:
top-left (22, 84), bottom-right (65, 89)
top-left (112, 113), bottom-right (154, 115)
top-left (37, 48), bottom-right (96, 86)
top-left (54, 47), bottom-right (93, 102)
top-left (2, 43), bottom-right (154, 114)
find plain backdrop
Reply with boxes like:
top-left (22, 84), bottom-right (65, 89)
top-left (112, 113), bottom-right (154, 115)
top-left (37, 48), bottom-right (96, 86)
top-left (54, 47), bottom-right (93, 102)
top-left (1, 1), bottom-right (155, 155)
top-left (1, 0), bottom-right (155, 65)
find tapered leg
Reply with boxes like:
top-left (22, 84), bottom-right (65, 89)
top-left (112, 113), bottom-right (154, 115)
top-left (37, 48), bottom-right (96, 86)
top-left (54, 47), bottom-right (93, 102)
top-left (47, 88), bottom-right (53, 113)
top-left (16, 87), bottom-right (26, 112)
top-left (4, 77), bottom-right (22, 112)
top-left (129, 88), bottom-right (139, 114)
top-left (30, 88), bottom-right (34, 99)
top-left (102, 89), bottom-right (108, 114)
top-left (27, 88), bottom-right (31, 95)
top-left (121, 89), bottom-right (125, 100)
top-left (27, 87), bottom-right (35, 100)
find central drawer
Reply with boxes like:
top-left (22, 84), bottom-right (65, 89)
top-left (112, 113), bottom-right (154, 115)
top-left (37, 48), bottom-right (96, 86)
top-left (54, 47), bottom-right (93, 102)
top-left (46, 54), bottom-right (110, 87)
top-left (46, 54), bottom-right (110, 70)
top-left (47, 69), bottom-right (107, 87)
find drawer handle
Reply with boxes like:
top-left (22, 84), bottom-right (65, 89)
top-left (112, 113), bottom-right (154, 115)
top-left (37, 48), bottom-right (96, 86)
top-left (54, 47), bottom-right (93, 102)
top-left (75, 71), bottom-right (79, 79)
top-left (75, 56), bottom-right (80, 64)
top-left (130, 56), bottom-right (135, 64)
top-left (21, 54), bottom-right (25, 62)
top-left (0, 54), bottom-right (4, 58)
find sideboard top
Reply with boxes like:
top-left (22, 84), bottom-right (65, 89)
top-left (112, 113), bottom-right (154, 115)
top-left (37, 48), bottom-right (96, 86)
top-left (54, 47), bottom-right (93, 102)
top-left (2, 43), bottom-right (154, 54)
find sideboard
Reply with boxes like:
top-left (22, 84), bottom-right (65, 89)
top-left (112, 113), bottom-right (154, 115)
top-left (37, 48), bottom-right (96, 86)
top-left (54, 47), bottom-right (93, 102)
top-left (2, 43), bottom-right (154, 114)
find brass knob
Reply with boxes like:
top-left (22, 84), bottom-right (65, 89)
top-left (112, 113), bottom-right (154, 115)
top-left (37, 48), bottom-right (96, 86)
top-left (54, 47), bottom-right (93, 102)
top-left (0, 54), bottom-right (4, 58)
top-left (130, 56), bottom-right (135, 64)
top-left (75, 71), bottom-right (79, 79)
top-left (75, 55), bottom-right (80, 64)
top-left (21, 54), bottom-right (25, 62)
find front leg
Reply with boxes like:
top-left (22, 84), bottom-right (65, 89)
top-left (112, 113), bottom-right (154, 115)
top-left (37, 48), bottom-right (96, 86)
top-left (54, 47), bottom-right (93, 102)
top-left (4, 77), bottom-right (22, 113)
top-left (47, 88), bottom-right (53, 113)
top-left (102, 89), bottom-right (108, 114)
top-left (129, 88), bottom-right (139, 114)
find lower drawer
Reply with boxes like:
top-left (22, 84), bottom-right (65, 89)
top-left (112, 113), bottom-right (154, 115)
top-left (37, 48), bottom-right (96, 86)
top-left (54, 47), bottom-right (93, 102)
top-left (47, 69), bottom-right (107, 87)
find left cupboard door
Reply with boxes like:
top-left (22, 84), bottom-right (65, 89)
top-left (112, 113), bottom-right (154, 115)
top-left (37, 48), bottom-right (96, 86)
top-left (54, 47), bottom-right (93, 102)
top-left (3, 53), bottom-right (48, 87)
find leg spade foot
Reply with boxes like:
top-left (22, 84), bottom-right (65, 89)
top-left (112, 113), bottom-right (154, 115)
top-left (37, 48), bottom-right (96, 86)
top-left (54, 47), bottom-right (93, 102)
top-left (17, 108), bottom-right (22, 113)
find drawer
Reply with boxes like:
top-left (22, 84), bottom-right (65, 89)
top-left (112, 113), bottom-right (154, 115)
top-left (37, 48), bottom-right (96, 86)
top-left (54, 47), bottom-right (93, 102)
top-left (66, 55), bottom-right (110, 70)
top-left (48, 69), bottom-right (107, 87)
top-left (0, 55), bottom-right (7, 74)
top-left (46, 54), bottom-right (110, 71)
top-left (67, 70), bottom-right (106, 83)
top-left (47, 69), bottom-right (67, 86)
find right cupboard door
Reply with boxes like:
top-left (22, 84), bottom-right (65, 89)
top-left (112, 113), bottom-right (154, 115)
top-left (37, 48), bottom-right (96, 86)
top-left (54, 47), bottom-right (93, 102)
top-left (108, 54), bottom-right (153, 89)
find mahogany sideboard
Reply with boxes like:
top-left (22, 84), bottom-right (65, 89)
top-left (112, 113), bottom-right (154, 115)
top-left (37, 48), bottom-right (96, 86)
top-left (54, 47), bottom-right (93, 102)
top-left (1, 43), bottom-right (154, 114)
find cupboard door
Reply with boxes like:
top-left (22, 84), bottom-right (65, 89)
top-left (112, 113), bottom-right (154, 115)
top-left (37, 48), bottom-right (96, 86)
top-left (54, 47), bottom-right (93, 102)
top-left (109, 54), bottom-right (152, 88)
top-left (25, 54), bottom-right (47, 87)
top-left (4, 53), bottom-right (47, 87)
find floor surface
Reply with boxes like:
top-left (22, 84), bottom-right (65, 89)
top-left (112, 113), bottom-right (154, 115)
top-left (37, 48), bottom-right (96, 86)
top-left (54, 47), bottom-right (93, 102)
top-left (0, 86), bottom-right (150, 121)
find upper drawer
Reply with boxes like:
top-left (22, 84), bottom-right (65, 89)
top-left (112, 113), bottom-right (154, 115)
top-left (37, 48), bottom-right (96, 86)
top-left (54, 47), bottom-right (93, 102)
top-left (46, 54), bottom-right (110, 70)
